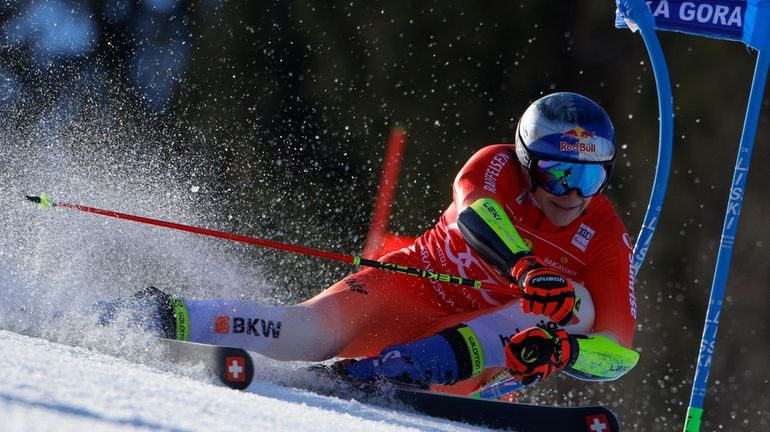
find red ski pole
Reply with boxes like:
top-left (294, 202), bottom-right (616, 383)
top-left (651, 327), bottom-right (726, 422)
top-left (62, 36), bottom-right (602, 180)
top-left (25, 193), bottom-right (518, 295)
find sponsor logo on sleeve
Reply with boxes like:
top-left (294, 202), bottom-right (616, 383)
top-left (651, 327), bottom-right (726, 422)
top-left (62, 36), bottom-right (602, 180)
top-left (482, 151), bottom-right (512, 194)
top-left (571, 224), bottom-right (595, 252)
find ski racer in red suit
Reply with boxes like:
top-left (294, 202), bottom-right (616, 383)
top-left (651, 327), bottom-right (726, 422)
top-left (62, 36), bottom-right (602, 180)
top-left (101, 92), bottom-right (639, 394)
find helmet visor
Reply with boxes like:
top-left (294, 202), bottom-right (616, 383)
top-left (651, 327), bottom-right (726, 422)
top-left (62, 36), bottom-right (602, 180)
top-left (532, 160), bottom-right (609, 197)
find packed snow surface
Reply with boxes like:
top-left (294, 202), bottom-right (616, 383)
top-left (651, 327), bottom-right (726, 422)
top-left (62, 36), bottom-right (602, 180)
top-left (0, 330), bottom-right (491, 432)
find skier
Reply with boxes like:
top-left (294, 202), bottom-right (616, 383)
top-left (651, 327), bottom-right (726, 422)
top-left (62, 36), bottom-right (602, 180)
top-left (103, 92), bottom-right (639, 394)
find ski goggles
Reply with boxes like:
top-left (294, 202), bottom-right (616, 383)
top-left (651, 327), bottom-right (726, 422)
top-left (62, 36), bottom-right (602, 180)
top-left (530, 159), bottom-right (610, 197)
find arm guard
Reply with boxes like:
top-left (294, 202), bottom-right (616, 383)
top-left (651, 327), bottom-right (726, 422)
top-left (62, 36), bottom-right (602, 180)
top-left (457, 198), bottom-right (531, 280)
top-left (564, 334), bottom-right (639, 381)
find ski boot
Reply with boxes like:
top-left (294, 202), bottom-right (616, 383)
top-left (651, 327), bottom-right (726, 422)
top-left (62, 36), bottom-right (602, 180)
top-left (333, 329), bottom-right (469, 389)
top-left (94, 286), bottom-right (188, 340)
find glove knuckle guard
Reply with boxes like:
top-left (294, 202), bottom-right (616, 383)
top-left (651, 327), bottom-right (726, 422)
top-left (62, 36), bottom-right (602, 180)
top-left (505, 326), bottom-right (573, 385)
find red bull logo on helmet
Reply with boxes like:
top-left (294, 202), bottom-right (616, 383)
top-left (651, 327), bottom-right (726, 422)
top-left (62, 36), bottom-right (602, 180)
top-left (559, 126), bottom-right (596, 154)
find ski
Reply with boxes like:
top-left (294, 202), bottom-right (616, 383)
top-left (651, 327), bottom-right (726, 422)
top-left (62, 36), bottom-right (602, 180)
top-left (304, 377), bottom-right (620, 432)
top-left (158, 338), bottom-right (254, 390)
top-left (159, 338), bottom-right (620, 431)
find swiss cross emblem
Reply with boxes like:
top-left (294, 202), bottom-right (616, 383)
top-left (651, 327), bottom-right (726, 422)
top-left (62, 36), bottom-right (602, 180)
top-left (225, 356), bottom-right (246, 382)
top-left (585, 414), bottom-right (609, 431)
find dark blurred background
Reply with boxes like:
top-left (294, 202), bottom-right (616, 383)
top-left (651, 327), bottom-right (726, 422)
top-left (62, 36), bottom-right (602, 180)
top-left (1, 1), bottom-right (768, 430)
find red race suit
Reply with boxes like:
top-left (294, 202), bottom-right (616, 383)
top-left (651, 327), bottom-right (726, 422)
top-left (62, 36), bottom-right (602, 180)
top-left (306, 144), bottom-right (636, 358)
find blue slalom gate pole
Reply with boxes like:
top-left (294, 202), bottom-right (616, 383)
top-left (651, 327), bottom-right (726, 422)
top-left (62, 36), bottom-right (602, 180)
top-left (684, 48), bottom-right (770, 432)
top-left (615, 0), bottom-right (675, 277)
top-left (614, 2), bottom-right (770, 429)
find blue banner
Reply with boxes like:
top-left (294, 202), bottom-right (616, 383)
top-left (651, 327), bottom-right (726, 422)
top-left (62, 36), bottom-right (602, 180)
top-left (616, 0), bottom-right (770, 50)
